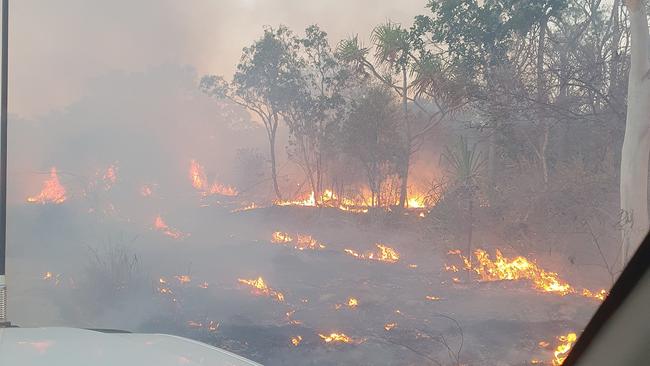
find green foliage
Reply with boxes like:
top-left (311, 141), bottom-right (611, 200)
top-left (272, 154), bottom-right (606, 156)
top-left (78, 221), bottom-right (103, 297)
top-left (442, 136), bottom-right (485, 186)
top-left (419, 0), bottom-right (568, 78)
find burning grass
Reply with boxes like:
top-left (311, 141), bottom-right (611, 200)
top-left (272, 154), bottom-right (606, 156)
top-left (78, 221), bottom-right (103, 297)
top-left (189, 159), bottom-right (238, 197)
top-left (446, 249), bottom-right (608, 300)
top-left (344, 244), bottom-right (400, 263)
top-left (318, 332), bottom-right (360, 344)
top-left (270, 231), bottom-right (326, 251)
top-left (237, 276), bottom-right (285, 302)
top-left (154, 215), bottom-right (187, 240)
top-left (27, 167), bottom-right (67, 204)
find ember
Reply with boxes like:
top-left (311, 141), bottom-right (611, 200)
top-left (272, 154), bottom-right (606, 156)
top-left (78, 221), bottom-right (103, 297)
top-left (384, 323), bottom-right (397, 331)
top-left (27, 167), bottom-right (67, 204)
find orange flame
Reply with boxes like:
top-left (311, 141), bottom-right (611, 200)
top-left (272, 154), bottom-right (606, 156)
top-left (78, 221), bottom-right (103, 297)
top-left (270, 232), bottom-right (326, 251)
top-left (189, 160), bottom-right (238, 197)
top-left (271, 232), bottom-right (293, 243)
top-left (344, 244), bottom-right (400, 263)
top-left (553, 332), bottom-right (577, 365)
top-left (103, 165), bottom-right (117, 190)
top-left (318, 333), bottom-right (354, 344)
top-left (237, 276), bottom-right (285, 302)
top-left (27, 167), bottom-right (67, 204)
top-left (154, 215), bottom-right (186, 239)
top-left (446, 249), bottom-right (608, 299)
top-left (384, 323), bottom-right (397, 331)
top-left (290, 336), bottom-right (303, 347)
top-left (175, 275), bottom-right (191, 284)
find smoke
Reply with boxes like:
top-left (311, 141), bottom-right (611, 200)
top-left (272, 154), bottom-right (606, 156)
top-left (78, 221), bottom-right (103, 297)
top-left (11, 0), bottom-right (427, 117)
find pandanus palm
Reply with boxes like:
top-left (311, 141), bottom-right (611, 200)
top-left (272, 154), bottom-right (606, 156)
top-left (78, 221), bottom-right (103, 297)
top-left (442, 136), bottom-right (485, 275)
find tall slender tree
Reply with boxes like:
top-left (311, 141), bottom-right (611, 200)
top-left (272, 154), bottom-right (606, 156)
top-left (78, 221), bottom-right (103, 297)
top-left (620, 0), bottom-right (650, 263)
top-left (200, 26), bottom-right (302, 200)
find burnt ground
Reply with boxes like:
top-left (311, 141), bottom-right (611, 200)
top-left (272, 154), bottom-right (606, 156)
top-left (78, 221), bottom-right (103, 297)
top-left (7, 203), bottom-right (609, 365)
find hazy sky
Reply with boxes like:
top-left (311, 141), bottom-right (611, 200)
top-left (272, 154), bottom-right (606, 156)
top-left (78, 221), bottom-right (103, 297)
top-left (11, 0), bottom-right (428, 118)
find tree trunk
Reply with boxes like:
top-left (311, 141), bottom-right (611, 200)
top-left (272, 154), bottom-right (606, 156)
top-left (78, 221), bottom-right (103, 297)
top-left (537, 15), bottom-right (550, 187)
top-left (398, 65), bottom-right (411, 208)
top-left (269, 116), bottom-right (283, 200)
top-left (621, 0), bottom-right (650, 264)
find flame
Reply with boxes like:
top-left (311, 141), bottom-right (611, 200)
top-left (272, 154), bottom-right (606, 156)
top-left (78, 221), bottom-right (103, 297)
top-left (154, 215), bottom-right (186, 239)
top-left (207, 320), bottom-right (219, 332)
top-left (290, 336), bottom-right (303, 347)
top-left (384, 323), bottom-right (397, 331)
top-left (318, 333), bottom-right (354, 344)
top-left (270, 232), bottom-right (325, 251)
top-left (344, 244), bottom-right (400, 263)
top-left (43, 272), bottom-right (53, 280)
top-left (175, 275), bottom-right (191, 284)
top-left (187, 320), bottom-right (203, 328)
top-left (447, 249), bottom-right (608, 299)
top-left (141, 185), bottom-right (153, 197)
top-left (407, 196), bottom-right (426, 208)
top-left (581, 288), bottom-right (607, 301)
top-left (27, 167), bottom-right (67, 204)
top-left (208, 182), bottom-right (238, 196)
top-left (271, 232), bottom-right (293, 243)
top-left (238, 276), bottom-right (285, 302)
top-left (103, 165), bottom-right (117, 189)
top-left (189, 160), bottom-right (237, 197)
top-left (231, 202), bottom-right (260, 213)
top-left (347, 297), bottom-right (358, 308)
top-left (553, 332), bottom-right (577, 365)
top-left (198, 281), bottom-right (209, 289)
top-left (425, 295), bottom-right (441, 301)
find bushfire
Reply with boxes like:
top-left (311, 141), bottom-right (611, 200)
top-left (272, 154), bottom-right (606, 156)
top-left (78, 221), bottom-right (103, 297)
top-left (27, 167), bottom-right (67, 204)
top-left (446, 249), bottom-right (608, 300)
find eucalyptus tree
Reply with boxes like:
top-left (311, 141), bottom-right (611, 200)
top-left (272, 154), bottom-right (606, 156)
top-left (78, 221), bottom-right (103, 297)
top-left (620, 0), bottom-right (650, 264)
top-left (200, 26), bottom-right (302, 200)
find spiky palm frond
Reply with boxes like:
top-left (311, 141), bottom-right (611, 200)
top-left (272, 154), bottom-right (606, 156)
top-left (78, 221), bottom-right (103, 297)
top-left (371, 22), bottom-right (410, 64)
top-left (336, 36), bottom-right (369, 68)
top-left (442, 136), bottom-right (485, 185)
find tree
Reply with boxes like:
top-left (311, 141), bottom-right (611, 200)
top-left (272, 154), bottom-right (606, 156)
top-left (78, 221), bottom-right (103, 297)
top-left (338, 22), bottom-right (459, 208)
top-left (620, 0), bottom-right (650, 263)
top-left (200, 26), bottom-right (302, 200)
top-left (342, 85), bottom-right (405, 207)
top-left (283, 25), bottom-right (348, 204)
top-left (442, 136), bottom-right (485, 274)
